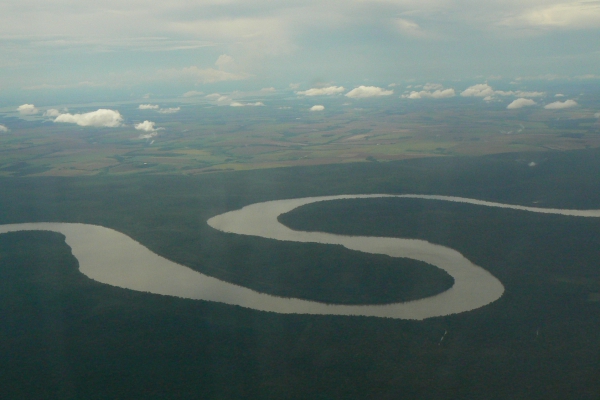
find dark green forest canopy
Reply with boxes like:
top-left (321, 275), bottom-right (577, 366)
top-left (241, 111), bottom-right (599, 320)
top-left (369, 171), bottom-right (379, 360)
top-left (1, 147), bottom-right (600, 399)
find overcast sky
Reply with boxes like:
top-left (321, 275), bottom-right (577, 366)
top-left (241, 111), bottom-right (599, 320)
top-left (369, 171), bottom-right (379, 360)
top-left (1, 0), bottom-right (599, 99)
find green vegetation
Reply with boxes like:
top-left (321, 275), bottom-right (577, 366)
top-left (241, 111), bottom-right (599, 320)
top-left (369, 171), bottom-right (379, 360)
top-left (1, 99), bottom-right (599, 176)
top-left (1, 146), bottom-right (600, 398)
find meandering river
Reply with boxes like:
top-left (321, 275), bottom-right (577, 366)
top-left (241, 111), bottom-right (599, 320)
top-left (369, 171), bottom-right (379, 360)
top-left (2, 194), bottom-right (599, 320)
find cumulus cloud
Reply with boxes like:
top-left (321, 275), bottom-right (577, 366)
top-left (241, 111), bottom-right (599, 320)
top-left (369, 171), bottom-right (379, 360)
top-left (544, 100), bottom-right (578, 109)
top-left (310, 105), bottom-right (325, 111)
top-left (54, 109), bottom-right (123, 127)
top-left (134, 120), bottom-right (162, 139)
top-left (462, 84), bottom-right (545, 100)
top-left (43, 109), bottom-right (61, 117)
top-left (345, 86), bottom-right (393, 99)
top-left (205, 93), bottom-right (236, 105)
top-left (507, 98), bottom-right (537, 109)
top-left (513, 91), bottom-right (545, 98)
top-left (135, 120), bottom-right (158, 132)
top-left (17, 104), bottom-right (38, 115)
top-left (139, 104), bottom-right (159, 109)
top-left (0, 124), bottom-right (9, 133)
top-left (296, 86), bottom-right (345, 96)
top-left (461, 84), bottom-right (495, 97)
top-left (230, 101), bottom-right (264, 107)
top-left (423, 83), bottom-right (443, 91)
top-left (158, 107), bottom-right (180, 114)
top-left (182, 91), bottom-right (203, 98)
top-left (555, 93), bottom-right (565, 97)
top-left (403, 88), bottom-right (455, 99)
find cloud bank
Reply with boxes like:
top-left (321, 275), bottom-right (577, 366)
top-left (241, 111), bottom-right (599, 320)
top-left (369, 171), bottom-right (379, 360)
top-left (54, 109), bottom-right (123, 127)
top-left (158, 107), bottom-right (180, 114)
top-left (544, 100), bottom-right (578, 109)
top-left (462, 84), bottom-right (546, 101)
top-left (297, 86), bottom-right (345, 96)
top-left (182, 91), bottom-right (203, 98)
top-left (162, 66), bottom-right (248, 84)
top-left (17, 104), bottom-right (38, 115)
top-left (230, 102), bottom-right (264, 107)
top-left (345, 86), bottom-right (393, 99)
top-left (461, 84), bottom-right (495, 98)
top-left (310, 105), bottom-right (325, 111)
top-left (139, 104), bottom-right (159, 109)
top-left (404, 88), bottom-right (455, 99)
top-left (507, 98), bottom-right (537, 109)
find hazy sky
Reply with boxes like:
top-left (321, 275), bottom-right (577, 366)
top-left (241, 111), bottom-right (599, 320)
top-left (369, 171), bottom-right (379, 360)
top-left (1, 0), bottom-right (599, 99)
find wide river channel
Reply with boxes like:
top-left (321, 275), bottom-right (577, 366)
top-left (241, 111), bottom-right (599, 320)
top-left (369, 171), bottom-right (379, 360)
top-left (2, 194), bottom-right (599, 320)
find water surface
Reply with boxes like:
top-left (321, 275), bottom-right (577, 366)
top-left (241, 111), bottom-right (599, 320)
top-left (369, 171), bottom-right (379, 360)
top-left (2, 194), bottom-right (597, 320)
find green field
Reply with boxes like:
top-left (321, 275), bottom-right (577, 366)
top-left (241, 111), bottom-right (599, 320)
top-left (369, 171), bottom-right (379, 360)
top-left (1, 98), bottom-right (599, 177)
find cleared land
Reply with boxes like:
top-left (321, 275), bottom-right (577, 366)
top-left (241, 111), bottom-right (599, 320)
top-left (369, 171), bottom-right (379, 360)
top-left (1, 98), bottom-right (599, 176)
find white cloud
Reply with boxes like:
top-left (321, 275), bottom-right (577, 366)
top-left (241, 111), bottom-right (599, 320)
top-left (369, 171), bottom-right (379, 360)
top-left (461, 84), bottom-right (495, 97)
top-left (138, 132), bottom-right (157, 139)
top-left (160, 66), bottom-right (248, 84)
top-left (503, 2), bottom-right (600, 29)
top-left (217, 96), bottom-right (232, 105)
top-left (404, 88), bottom-right (455, 99)
top-left (17, 104), bottom-right (38, 115)
top-left (289, 83), bottom-right (300, 90)
top-left (296, 86), bottom-right (345, 96)
top-left (54, 109), bottom-right (123, 127)
top-left (462, 84), bottom-right (545, 100)
top-left (0, 124), bottom-right (9, 133)
top-left (260, 87), bottom-right (276, 92)
top-left (395, 18), bottom-right (429, 38)
top-left (230, 101), bottom-right (265, 107)
top-left (529, 162), bottom-right (537, 167)
top-left (555, 93), bottom-right (565, 97)
top-left (310, 105), bottom-right (325, 111)
top-left (544, 99), bottom-right (578, 109)
top-left (514, 91), bottom-right (545, 98)
top-left (43, 109), bottom-right (61, 117)
top-left (182, 91), bottom-right (203, 98)
top-left (507, 98), bottom-right (537, 109)
top-left (215, 54), bottom-right (235, 69)
top-left (135, 120), bottom-right (158, 132)
top-left (139, 104), bottom-right (159, 110)
top-left (423, 83), bottom-right (444, 91)
top-left (158, 107), bottom-right (180, 114)
top-left (345, 86), bottom-right (393, 99)
top-left (205, 93), bottom-right (221, 100)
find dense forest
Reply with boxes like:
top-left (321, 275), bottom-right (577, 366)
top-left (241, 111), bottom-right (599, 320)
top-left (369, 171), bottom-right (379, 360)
top-left (1, 147), bottom-right (600, 399)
